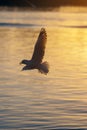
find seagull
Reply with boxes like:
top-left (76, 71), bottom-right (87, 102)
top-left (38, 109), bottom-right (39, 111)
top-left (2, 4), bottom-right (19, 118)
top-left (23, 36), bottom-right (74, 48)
top-left (20, 28), bottom-right (49, 75)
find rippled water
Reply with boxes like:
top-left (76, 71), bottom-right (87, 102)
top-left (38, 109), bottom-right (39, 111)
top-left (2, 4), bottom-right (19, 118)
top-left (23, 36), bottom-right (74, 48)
top-left (0, 10), bottom-right (87, 129)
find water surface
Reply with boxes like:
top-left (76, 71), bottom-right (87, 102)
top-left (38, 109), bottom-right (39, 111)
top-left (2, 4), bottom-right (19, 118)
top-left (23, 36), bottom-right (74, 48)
top-left (0, 10), bottom-right (87, 129)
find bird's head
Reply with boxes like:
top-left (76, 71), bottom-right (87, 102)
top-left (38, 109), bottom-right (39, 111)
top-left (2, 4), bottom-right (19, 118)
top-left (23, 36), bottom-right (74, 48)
top-left (20, 59), bottom-right (29, 65)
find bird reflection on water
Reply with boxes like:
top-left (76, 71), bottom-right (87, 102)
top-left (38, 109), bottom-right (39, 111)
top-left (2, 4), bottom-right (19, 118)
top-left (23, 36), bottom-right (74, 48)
top-left (20, 28), bottom-right (49, 75)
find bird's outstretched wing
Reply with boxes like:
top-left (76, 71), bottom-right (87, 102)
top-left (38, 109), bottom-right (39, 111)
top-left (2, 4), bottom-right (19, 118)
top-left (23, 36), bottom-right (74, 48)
top-left (31, 28), bottom-right (47, 64)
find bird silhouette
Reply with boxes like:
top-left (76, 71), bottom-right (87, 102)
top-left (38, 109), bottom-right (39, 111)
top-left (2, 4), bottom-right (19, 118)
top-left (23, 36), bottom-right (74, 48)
top-left (20, 28), bottom-right (49, 75)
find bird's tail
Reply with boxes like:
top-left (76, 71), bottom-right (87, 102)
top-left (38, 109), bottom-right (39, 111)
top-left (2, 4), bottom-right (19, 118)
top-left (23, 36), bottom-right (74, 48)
top-left (38, 61), bottom-right (49, 75)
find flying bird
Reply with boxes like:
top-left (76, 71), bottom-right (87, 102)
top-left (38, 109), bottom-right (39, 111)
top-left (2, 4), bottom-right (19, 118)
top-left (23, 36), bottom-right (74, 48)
top-left (20, 28), bottom-right (49, 75)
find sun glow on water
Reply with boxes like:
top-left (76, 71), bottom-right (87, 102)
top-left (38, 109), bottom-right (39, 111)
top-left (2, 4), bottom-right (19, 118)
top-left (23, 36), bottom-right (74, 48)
top-left (0, 10), bottom-right (87, 129)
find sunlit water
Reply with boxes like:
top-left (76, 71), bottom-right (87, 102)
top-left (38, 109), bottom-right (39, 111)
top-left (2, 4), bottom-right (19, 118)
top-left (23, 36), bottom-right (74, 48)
top-left (0, 10), bottom-right (87, 129)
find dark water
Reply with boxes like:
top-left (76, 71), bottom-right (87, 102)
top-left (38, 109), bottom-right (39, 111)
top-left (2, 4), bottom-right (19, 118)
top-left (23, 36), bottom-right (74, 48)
top-left (0, 10), bottom-right (87, 129)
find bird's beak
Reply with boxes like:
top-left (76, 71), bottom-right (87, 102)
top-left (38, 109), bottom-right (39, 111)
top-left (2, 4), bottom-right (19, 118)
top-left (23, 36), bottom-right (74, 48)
top-left (21, 68), bottom-right (24, 71)
top-left (20, 62), bottom-right (22, 65)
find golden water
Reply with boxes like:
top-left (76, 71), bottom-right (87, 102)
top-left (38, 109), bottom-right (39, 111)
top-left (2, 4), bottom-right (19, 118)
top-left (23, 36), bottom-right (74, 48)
top-left (0, 11), bottom-right (87, 129)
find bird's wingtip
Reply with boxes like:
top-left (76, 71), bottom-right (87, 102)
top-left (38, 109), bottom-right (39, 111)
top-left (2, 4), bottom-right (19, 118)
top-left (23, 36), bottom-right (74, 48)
top-left (41, 28), bottom-right (46, 32)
